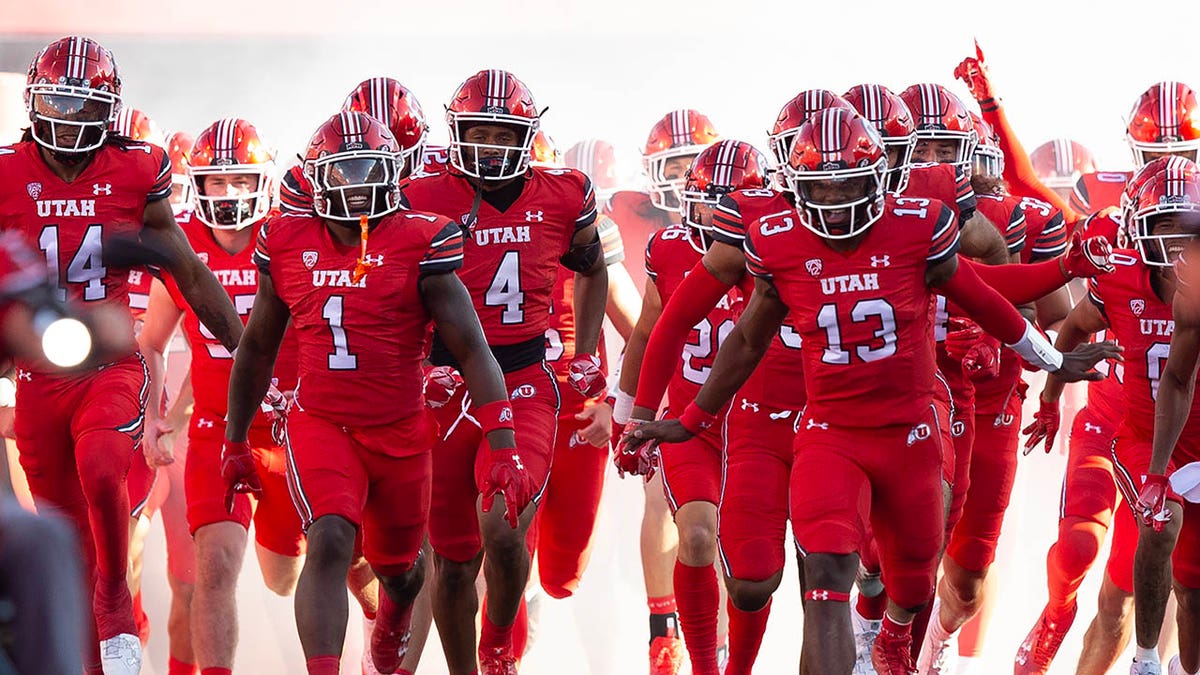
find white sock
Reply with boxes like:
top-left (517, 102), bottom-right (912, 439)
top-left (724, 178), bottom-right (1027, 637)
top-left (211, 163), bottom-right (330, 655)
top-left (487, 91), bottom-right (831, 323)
top-left (926, 599), bottom-right (954, 642)
top-left (1136, 645), bottom-right (1160, 664)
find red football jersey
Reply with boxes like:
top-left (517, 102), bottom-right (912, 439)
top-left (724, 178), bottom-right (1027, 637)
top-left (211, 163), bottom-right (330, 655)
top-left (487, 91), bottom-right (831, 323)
top-left (545, 214), bottom-right (623, 373)
top-left (0, 139), bottom-right (171, 371)
top-left (744, 194), bottom-right (960, 427)
top-left (710, 188), bottom-right (812, 411)
top-left (126, 266), bottom-right (153, 324)
top-left (1079, 211), bottom-right (1126, 420)
top-left (163, 211), bottom-right (298, 419)
top-left (402, 167), bottom-right (596, 346)
top-left (1089, 251), bottom-right (1198, 444)
top-left (646, 224), bottom-right (745, 408)
top-left (973, 193), bottom-right (1027, 256)
top-left (253, 210), bottom-right (463, 427)
top-left (903, 162), bottom-right (977, 224)
top-left (604, 189), bottom-right (676, 289)
top-left (1070, 171), bottom-right (1134, 215)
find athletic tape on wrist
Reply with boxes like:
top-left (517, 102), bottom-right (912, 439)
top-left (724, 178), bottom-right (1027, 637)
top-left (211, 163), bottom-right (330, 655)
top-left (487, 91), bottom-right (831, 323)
top-left (475, 399), bottom-right (515, 436)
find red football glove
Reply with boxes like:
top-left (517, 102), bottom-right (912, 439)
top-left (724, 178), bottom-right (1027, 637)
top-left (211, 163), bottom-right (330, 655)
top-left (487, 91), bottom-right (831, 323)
top-left (1136, 473), bottom-right (1172, 532)
top-left (945, 318), bottom-right (1000, 381)
top-left (422, 365), bottom-right (463, 409)
top-left (613, 420), bottom-right (659, 479)
top-left (1021, 396), bottom-right (1061, 455)
top-left (480, 448), bottom-right (534, 529)
top-left (259, 379), bottom-right (289, 446)
top-left (952, 40), bottom-right (996, 102)
top-left (1060, 232), bottom-right (1115, 278)
top-left (566, 354), bottom-right (606, 398)
top-left (220, 440), bottom-right (262, 513)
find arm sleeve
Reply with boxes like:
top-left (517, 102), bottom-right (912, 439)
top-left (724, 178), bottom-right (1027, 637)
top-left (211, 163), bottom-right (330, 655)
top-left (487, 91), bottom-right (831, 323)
top-left (633, 261), bottom-right (736, 410)
top-left (418, 220), bottom-right (466, 277)
top-left (937, 258), bottom-right (1027, 344)
top-left (982, 102), bottom-right (1080, 223)
top-left (965, 257), bottom-right (1065, 305)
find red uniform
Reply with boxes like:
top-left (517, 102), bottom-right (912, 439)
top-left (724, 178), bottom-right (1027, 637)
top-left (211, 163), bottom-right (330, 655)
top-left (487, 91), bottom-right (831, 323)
top-left (1069, 171), bottom-right (1135, 215)
top-left (534, 214), bottom-right (622, 599)
top-left (709, 189), bottom-right (807, 583)
top-left (0, 138), bottom-right (170, 640)
top-left (743, 194), bottom-right (958, 608)
top-left (162, 212), bottom-right (304, 554)
top-left (646, 225), bottom-right (745, 512)
top-left (1092, 253), bottom-right (1200, 590)
top-left (946, 191), bottom-right (1069, 572)
top-left (403, 166), bottom-right (596, 562)
top-left (254, 210), bottom-right (463, 572)
top-left (904, 162), bottom-right (977, 225)
top-left (604, 189), bottom-right (675, 288)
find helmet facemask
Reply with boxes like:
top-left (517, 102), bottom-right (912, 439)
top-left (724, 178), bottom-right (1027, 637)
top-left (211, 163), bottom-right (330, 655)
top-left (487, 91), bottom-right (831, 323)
top-left (190, 165), bottom-right (274, 231)
top-left (26, 86), bottom-right (119, 157)
top-left (785, 158), bottom-right (888, 240)
top-left (1133, 209), bottom-right (1200, 267)
top-left (448, 116), bottom-right (537, 181)
top-left (306, 151), bottom-right (403, 223)
top-left (883, 133), bottom-right (916, 193)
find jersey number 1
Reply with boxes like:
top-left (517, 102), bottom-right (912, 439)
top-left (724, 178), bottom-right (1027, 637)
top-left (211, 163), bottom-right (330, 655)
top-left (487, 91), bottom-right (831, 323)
top-left (322, 295), bottom-right (358, 370)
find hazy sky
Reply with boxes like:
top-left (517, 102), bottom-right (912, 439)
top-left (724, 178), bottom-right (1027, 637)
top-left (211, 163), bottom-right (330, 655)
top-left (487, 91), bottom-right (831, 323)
top-left (3, 0), bottom-right (1197, 180)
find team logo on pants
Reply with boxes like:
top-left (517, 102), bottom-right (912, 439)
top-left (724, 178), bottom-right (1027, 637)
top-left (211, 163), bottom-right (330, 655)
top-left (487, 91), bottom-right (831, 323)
top-left (907, 423), bottom-right (931, 446)
top-left (511, 384), bottom-right (537, 399)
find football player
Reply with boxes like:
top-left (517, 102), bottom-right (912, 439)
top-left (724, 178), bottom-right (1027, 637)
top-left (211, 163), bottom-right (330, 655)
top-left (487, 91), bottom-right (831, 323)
top-left (625, 109), bottom-right (1115, 674)
top-left (228, 111), bottom-right (522, 675)
top-left (400, 69), bottom-right (607, 675)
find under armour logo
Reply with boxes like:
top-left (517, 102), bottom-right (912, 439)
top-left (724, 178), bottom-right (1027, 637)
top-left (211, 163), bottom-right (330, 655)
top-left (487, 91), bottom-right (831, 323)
top-left (16, 370), bottom-right (31, 382)
top-left (92, 183), bottom-right (112, 196)
top-left (740, 399), bottom-right (759, 412)
top-left (511, 453), bottom-right (525, 470)
top-left (811, 590), bottom-right (830, 600)
top-left (870, 255), bottom-right (891, 268)
top-left (1085, 422), bottom-right (1103, 434)
top-left (525, 210), bottom-right (544, 222)
top-left (907, 423), bottom-right (932, 446)
top-left (769, 410), bottom-right (793, 420)
top-left (196, 418), bottom-right (214, 429)
top-left (805, 419), bottom-right (829, 430)
top-left (363, 253), bottom-right (384, 266)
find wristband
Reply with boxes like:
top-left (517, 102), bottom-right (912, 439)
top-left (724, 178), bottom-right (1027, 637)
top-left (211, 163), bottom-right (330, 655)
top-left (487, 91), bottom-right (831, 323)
top-left (611, 389), bottom-right (635, 425)
top-left (475, 399), bottom-right (515, 435)
top-left (678, 401), bottom-right (718, 436)
top-left (1144, 473), bottom-right (1168, 487)
top-left (1007, 320), bottom-right (1063, 372)
top-left (979, 97), bottom-right (999, 112)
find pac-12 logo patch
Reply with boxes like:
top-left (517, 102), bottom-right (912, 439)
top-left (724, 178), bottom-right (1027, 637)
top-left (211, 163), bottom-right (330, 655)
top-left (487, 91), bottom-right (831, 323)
top-left (302, 250), bottom-right (319, 269)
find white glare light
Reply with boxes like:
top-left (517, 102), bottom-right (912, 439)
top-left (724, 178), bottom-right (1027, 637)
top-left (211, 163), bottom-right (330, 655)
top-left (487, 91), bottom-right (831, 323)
top-left (41, 317), bottom-right (92, 368)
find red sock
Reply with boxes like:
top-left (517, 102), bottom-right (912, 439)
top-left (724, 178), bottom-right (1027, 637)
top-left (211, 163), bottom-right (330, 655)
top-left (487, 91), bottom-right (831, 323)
top-left (168, 657), bottom-right (199, 675)
top-left (648, 595), bottom-right (678, 614)
top-left (725, 596), bottom-right (771, 675)
top-left (480, 607), bottom-right (515, 652)
top-left (94, 574), bottom-right (137, 639)
top-left (673, 561), bottom-right (720, 675)
top-left (856, 590), bottom-right (887, 621)
top-left (910, 601), bottom-right (934, 656)
top-left (201, 668), bottom-right (232, 675)
top-left (881, 614), bottom-right (913, 640)
top-left (511, 595), bottom-right (529, 657)
top-left (305, 654), bottom-right (340, 675)
top-left (132, 591), bottom-right (150, 646)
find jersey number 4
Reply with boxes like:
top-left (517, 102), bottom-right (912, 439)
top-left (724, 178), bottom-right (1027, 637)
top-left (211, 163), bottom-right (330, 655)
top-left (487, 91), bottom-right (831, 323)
top-left (486, 251), bottom-right (525, 324)
top-left (38, 224), bottom-right (106, 301)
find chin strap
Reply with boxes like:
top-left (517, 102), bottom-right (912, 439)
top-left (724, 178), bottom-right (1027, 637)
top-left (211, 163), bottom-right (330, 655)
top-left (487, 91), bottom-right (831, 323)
top-left (351, 214), bottom-right (378, 284)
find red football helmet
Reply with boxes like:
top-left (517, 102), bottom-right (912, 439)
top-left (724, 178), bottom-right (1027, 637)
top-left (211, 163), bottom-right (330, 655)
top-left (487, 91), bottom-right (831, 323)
top-left (565, 139), bottom-right (619, 201)
top-left (303, 111), bottom-right (404, 222)
top-left (109, 106), bottom-right (161, 145)
top-left (1126, 81), bottom-right (1200, 167)
top-left (899, 83), bottom-right (978, 170)
top-left (1129, 157), bottom-right (1200, 266)
top-left (1030, 139), bottom-right (1096, 190)
top-left (163, 130), bottom-right (195, 212)
top-left (1121, 155), bottom-right (1197, 248)
top-left (24, 36), bottom-right (122, 154)
top-left (843, 84), bottom-right (916, 193)
top-left (768, 90), bottom-right (854, 168)
top-left (531, 130), bottom-right (561, 166)
top-left (446, 69), bottom-right (540, 181)
top-left (189, 118), bottom-right (276, 230)
top-left (342, 77), bottom-right (428, 179)
top-left (968, 112), bottom-right (1004, 178)
top-left (680, 140), bottom-right (771, 252)
top-left (642, 109), bottom-right (720, 211)
top-left (782, 108), bottom-right (888, 240)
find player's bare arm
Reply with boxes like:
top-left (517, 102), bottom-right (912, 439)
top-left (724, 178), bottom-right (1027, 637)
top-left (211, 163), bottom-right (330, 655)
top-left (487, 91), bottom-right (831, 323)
top-left (1043, 295), bottom-right (1111, 404)
top-left (1149, 290), bottom-right (1200, 475)
top-left (565, 223), bottom-right (608, 356)
top-left (960, 210), bottom-right (1012, 265)
top-left (619, 279), bottom-right (663, 420)
top-left (625, 277), bottom-right (787, 450)
top-left (224, 272), bottom-right (289, 444)
top-left (137, 279), bottom-right (184, 465)
top-left (604, 260), bottom-right (642, 342)
top-left (703, 240), bottom-right (750, 286)
top-left (141, 198), bottom-right (243, 351)
top-left (420, 270), bottom-right (516, 451)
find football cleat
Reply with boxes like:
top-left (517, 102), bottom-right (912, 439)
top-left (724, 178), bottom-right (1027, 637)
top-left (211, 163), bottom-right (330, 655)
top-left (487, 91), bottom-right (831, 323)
top-left (852, 605), bottom-right (882, 674)
top-left (99, 633), bottom-right (142, 675)
top-left (871, 624), bottom-right (915, 675)
top-left (480, 644), bottom-right (519, 675)
top-left (1013, 604), bottom-right (1076, 673)
top-left (1130, 658), bottom-right (1164, 675)
top-left (649, 634), bottom-right (685, 675)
